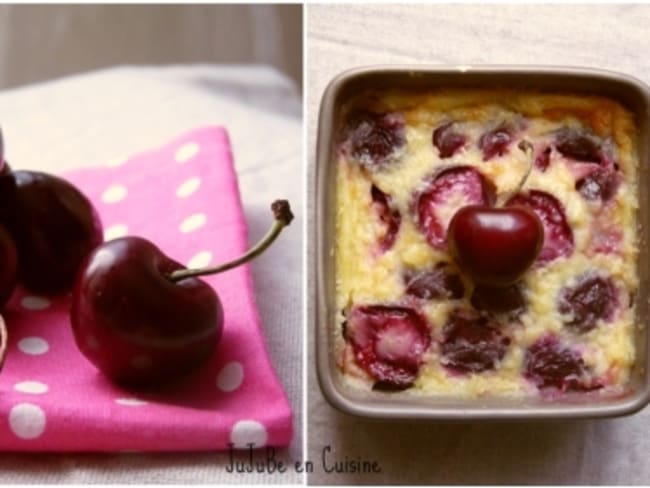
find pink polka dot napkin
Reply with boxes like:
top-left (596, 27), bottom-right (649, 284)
top-left (0, 126), bottom-right (293, 451)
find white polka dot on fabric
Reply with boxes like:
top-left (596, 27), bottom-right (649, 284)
top-left (101, 184), bottom-right (128, 204)
top-left (18, 337), bottom-right (49, 355)
top-left (9, 403), bottom-right (46, 439)
top-left (105, 156), bottom-right (128, 168)
top-left (176, 177), bottom-right (201, 198)
top-left (175, 142), bottom-right (200, 163)
top-left (104, 224), bottom-right (128, 241)
top-left (187, 251), bottom-right (212, 269)
top-left (115, 398), bottom-right (148, 407)
top-left (20, 296), bottom-right (50, 311)
top-left (179, 213), bottom-right (206, 233)
top-left (217, 362), bottom-right (244, 392)
top-left (14, 381), bottom-right (49, 394)
top-left (230, 420), bottom-right (268, 448)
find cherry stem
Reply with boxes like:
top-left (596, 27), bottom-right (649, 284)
top-left (168, 200), bottom-right (294, 283)
top-left (0, 314), bottom-right (7, 374)
top-left (496, 139), bottom-right (534, 207)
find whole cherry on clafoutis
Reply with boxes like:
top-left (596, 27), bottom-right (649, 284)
top-left (70, 200), bottom-right (293, 388)
top-left (448, 141), bottom-right (544, 287)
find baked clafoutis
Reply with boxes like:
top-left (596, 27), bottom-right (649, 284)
top-left (334, 90), bottom-right (639, 398)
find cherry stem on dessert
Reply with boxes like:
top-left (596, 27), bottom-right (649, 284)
top-left (496, 139), bottom-right (534, 207)
top-left (168, 199), bottom-right (294, 283)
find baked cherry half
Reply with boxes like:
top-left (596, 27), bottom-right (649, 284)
top-left (506, 190), bottom-right (574, 265)
top-left (534, 146), bottom-right (552, 172)
top-left (479, 126), bottom-right (513, 161)
top-left (524, 334), bottom-right (602, 392)
top-left (471, 283), bottom-right (526, 316)
top-left (415, 166), bottom-right (495, 249)
top-left (440, 308), bottom-right (510, 374)
top-left (558, 274), bottom-right (617, 334)
top-left (403, 262), bottom-right (465, 300)
top-left (71, 200), bottom-right (293, 387)
top-left (432, 122), bottom-right (466, 159)
top-left (576, 168), bottom-right (619, 202)
top-left (342, 110), bottom-right (405, 169)
top-left (344, 304), bottom-right (431, 391)
top-left (555, 127), bottom-right (602, 164)
top-left (370, 184), bottom-right (401, 252)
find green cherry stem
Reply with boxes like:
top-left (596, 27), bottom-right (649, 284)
top-left (168, 200), bottom-right (294, 283)
top-left (496, 139), bottom-right (534, 207)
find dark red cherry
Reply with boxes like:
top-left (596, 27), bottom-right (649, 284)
top-left (558, 274), bottom-right (617, 334)
top-left (447, 205), bottom-right (543, 286)
top-left (507, 190), bottom-right (574, 265)
top-left (479, 127), bottom-right (513, 160)
top-left (71, 237), bottom-right (222, 386)
top-left (471, 283), bottom-right (525, 316)
top-left (404, 263), bottom-right (464, 300)
top-left (345, 305), bottom-right (431, 390)
top-left (433, 122), bottom-right (466, 158)
top-left (0, 225), bottom-right (17, 308)
top-left (524, 335), bottom-right (601, 391)
top-left (0, 313), bottom-right (6, 373)
top-left (0, 163), bottom-right (17, 231)
top-left (71, 200), bottom-right (292, 387)
top-left (555, 127), bottom-right (602, 163)
top-left (440, 308), bottom-right (510, 374)
top-left (343, 111), bottom-right (405, 168)
top-left (370, 184), bottom-right (401, 252)
top-left (0, 170), bottom-right (102, 294)
top-left (576, 168), bottom-right (618, 202)
top-left (415, 166), bottom-right (495, 249)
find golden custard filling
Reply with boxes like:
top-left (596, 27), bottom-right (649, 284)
top-left (334, 90), bottom-right (639, 397)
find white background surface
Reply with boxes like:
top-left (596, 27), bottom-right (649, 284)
top-left (307, 4), bottom-right (650, 485)
top-left (0, 64), bottom-right (303, 484)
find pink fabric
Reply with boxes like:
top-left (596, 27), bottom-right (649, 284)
top-left (0, 127), bottom-right (293, 451)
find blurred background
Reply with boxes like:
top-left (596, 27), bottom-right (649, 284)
top-left (0, 4), bottom-right (302, 92)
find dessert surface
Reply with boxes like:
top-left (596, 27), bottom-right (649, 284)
top-left (334, 89), bottom-right (639, 397)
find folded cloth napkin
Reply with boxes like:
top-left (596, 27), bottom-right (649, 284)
top-left (0, 127), bottom-right (293, 451)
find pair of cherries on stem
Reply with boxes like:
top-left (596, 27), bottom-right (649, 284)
top-left (447, 141), bottom-right (544, 288)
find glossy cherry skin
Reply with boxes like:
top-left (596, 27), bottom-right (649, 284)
top-left (448, 205), bottom-right (543, 287)
top-left (0, 224), bottom-right (17, 308)
top-left (0, 170), bottom-right (103, 294)
top-left (71, 237), bottom-right (223, 387)
top-left (0, 163), bottom-right (16, 226)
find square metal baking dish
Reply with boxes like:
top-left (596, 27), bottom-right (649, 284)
top-left (314, 65), bottom-right (650, 419)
